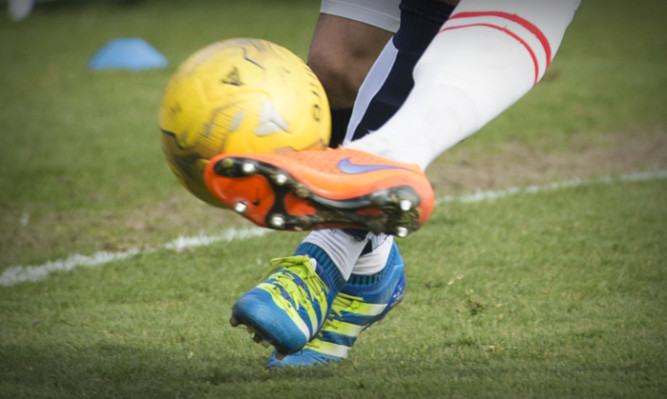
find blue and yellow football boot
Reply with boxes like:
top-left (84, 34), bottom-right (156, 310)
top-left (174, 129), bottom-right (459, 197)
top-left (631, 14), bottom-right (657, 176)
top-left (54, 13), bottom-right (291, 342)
top-left (230, 255), bottom-right (338, 356)
top-left (266, 243), bottom-right (405, 368)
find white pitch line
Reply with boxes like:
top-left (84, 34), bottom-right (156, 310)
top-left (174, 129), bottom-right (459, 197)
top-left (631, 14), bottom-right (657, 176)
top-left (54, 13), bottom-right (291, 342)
top-left (1, 169), bottom-right (665, 287)
top-left (437, 169), bottom-right (667, 204)
top-left (0, 227), bottom-right (269, 287)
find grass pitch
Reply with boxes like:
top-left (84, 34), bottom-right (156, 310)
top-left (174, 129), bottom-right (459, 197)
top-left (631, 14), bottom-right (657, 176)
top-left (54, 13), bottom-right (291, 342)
top-left (1, 0), bottom-right (666, 398)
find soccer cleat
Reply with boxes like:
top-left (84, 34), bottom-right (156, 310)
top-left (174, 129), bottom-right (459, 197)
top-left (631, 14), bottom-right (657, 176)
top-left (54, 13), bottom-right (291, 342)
top-left (266, 242), bottom-right (406, 368)
top-left (230, 255), bottom-right (336, 356)
top-left (204, 148), bottom-right (435, 237)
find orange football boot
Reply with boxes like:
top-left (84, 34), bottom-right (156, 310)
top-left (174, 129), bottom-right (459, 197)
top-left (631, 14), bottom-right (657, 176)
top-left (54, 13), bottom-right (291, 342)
top-left (203, 148), bottom-right (435, 237)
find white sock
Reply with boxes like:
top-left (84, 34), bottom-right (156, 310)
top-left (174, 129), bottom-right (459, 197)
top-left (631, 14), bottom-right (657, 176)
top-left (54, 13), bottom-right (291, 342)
top-left (345, 0), bottom-right (581, 170)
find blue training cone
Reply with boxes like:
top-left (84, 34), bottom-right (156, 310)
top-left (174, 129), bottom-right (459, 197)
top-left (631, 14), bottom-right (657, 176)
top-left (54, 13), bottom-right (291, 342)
top-left (89, 38), bottom-right (167, 70)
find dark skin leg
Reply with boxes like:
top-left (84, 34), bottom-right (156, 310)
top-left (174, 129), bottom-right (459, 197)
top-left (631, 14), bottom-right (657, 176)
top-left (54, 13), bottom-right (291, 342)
top-left (307, 14), bottom-right (393, 109)
top-left (308, 0), bottom-right (460, 109)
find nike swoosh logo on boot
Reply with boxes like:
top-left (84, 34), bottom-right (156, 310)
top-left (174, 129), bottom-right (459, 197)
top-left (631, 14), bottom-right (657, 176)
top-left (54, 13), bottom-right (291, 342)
top-left (337, 157), bottom-right (412, 175)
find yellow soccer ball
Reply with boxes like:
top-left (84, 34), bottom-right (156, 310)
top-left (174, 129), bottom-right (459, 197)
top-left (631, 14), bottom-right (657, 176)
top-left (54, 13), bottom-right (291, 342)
top-left (159, 38), bottom-right (331, 206)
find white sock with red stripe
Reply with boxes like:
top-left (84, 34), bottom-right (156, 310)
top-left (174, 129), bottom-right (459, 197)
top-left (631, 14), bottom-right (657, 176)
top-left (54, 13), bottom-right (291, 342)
top-left (345, 0), bottom-right (581, 170)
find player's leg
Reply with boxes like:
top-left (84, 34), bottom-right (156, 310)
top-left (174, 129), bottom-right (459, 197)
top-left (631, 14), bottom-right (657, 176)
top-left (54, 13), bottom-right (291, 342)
top-left (307, 1), bottom-right (398, 147)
